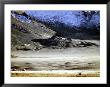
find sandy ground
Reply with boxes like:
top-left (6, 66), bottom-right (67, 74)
top-left (11, 70), bottom-right (100, 77)
top-left (11, 40), bottom-right (100, 77)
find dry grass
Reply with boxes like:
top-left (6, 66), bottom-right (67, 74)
top-left (11, 72), bottom-right (100, 77)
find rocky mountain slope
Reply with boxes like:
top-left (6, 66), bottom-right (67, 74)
top-left (11, 11), bottom-right (56, 50)
top-left (11, 11), bottom-right (99, 51)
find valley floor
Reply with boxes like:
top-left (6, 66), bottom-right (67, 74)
top-left (11, 40), bottom-right (100, 77)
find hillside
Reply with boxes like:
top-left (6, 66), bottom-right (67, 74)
top-left (11, 11), bottom-right (99, 51)
top-left (11, 11), bottom-right (56, 50)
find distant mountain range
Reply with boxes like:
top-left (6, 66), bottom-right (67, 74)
top-left (25, 10), bottom-right (100, 30)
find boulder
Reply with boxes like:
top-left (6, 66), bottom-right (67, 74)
top-left (16, 44), bottom-right (33, 51)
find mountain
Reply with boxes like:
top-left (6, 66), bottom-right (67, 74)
top-left (25, 10), bottom-right (100, 30)
top-left (11, 11), bottom-right (99, 51)
top-left (25, 10), bottom-right (100, 39)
